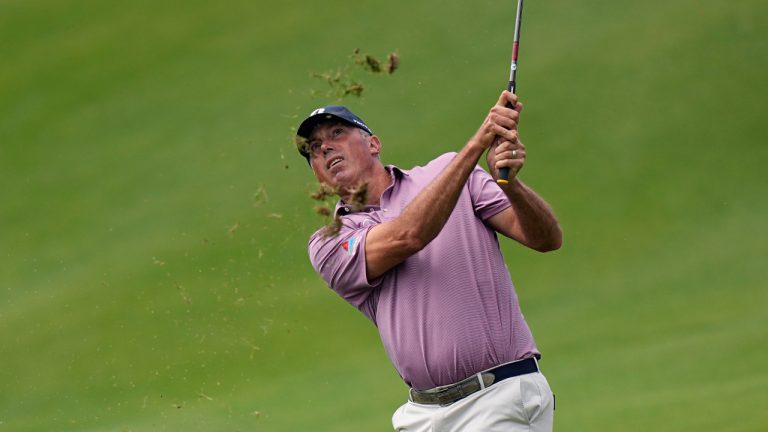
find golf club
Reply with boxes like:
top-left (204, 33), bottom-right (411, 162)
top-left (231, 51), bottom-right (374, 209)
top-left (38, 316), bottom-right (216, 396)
top-left (497, 0), bottom-right (524, 185)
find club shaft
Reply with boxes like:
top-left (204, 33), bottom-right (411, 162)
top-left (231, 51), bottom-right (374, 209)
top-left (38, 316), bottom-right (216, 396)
top-left (508, 0), bottom-right (524, 93)
top-left (498, 0), bottom-right (524, 185)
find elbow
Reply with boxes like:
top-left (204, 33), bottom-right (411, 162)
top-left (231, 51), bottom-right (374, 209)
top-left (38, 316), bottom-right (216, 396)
top-left (535, 239), bottom-right (562, 253)
top-left (405, 232), bottom-right (431, 254)
top-left (396, 228), bottom-right (431, 255)
top-left (532, 228), bottom-right (563, 253)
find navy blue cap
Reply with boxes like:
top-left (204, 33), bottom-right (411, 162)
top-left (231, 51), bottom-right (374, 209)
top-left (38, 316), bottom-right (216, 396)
top-left (296, 105), bottom-right (373, 159)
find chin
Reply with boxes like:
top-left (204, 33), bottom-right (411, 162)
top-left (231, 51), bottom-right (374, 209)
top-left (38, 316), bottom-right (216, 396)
top-left (330, 171), bottom-right (353, 187)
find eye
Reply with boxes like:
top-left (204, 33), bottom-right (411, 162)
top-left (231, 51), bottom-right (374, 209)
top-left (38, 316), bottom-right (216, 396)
top-left (332, 127), bottom-right (346, 138)
top-left (308, 141), bottom-right (321, 155)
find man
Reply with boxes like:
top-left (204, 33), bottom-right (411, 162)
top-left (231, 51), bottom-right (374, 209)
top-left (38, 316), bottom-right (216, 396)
top-left (296, 91), bottom-right (562, 431)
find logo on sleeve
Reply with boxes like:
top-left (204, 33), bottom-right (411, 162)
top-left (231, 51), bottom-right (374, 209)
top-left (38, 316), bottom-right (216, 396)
top-left (341, 236), bottom-right (358, 256)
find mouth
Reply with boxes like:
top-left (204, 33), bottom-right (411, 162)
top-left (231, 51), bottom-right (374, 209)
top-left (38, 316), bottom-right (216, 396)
top-left (326, 155), bottom-right (344, 170)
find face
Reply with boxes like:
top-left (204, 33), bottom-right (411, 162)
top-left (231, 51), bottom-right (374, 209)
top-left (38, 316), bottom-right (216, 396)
top-left (307, 122), bottom-right (381, 191)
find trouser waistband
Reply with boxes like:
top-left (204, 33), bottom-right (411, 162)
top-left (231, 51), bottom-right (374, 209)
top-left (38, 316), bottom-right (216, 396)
top-left (409, 357), bottom-right (539, 406)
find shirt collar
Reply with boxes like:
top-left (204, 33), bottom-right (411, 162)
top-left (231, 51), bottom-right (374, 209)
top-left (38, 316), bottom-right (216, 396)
top-left (386, 164), bottom-right (409, 178)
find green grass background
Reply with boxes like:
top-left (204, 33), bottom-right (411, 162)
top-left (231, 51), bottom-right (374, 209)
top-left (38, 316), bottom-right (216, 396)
top-left (2, 0), bottom-right (766, 430)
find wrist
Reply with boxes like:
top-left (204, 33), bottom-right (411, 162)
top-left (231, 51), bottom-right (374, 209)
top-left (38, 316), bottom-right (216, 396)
top-left (499, 176), bottom-right (523, 192)
top-left (467, 136), bottom-right (489, 153)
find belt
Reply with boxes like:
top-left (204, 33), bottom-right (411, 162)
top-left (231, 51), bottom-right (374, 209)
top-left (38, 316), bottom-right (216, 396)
top-left (409, 357), bottom-right (539, 406)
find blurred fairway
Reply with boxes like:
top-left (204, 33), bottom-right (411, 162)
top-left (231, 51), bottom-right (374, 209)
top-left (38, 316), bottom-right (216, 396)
top-left (1, 0), bottom-right (766, 430)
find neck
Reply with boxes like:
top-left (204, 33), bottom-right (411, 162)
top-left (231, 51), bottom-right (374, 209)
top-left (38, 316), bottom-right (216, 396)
top-left (339, 162), bottom-right (392, 207)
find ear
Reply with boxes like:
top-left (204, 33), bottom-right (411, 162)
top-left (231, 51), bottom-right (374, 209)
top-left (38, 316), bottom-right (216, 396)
top-left (368, 135), bottom-right (382, 157)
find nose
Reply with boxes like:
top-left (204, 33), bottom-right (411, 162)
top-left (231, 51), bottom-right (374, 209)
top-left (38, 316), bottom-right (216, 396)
top-left (320, 140), bottom-right (334, 155)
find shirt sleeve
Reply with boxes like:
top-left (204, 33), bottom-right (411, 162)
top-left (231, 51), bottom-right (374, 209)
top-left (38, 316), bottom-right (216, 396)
top-left (467, 164), bottom-right (512, 220)
top-left (308, 217), bottom-right (381, 309)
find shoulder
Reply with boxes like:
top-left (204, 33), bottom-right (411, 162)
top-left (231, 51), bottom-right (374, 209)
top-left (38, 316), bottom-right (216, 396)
top-left (404, 152), bottom-right (458, 178)
top-left (425, 152), bottom-right (458, 169)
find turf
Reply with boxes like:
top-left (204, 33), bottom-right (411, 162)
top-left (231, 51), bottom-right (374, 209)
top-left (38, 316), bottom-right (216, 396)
top-left (1, 0), bottom-right (766, 430)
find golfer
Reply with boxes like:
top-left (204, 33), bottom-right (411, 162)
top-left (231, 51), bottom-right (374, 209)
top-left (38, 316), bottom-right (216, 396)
top-left (297, 91), bottom-right (562, 431)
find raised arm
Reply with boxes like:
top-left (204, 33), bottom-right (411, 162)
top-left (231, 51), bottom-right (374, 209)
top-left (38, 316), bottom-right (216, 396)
top-left (365, 91), bottom-right (520, 279)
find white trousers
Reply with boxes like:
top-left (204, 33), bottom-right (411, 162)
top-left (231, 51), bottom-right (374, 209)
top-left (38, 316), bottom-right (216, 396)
top-left (392, 372), bottom-right (554, 432)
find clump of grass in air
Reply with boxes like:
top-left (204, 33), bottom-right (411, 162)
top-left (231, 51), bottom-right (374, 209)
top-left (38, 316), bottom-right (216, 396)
top-left (386, 52), bottom-right (400, 74)
top-left (310, 183), bottom-right (341, 237)
top-left (346, 181), bottom-right (369, 212)
top-left (310, 181), bottom-right (368, 237)
top-left (311, 49), bottom-right (400, 100)
top-left (296, 48), bottom-right (388, 233)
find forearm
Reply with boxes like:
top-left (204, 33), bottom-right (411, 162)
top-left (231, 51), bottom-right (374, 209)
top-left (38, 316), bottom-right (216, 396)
top-left (500, 178), bottom-right (562, 251)
top-left (364, 143), bottom-right (486, 279)
top-left (399, 144), bottom-right (486, 246)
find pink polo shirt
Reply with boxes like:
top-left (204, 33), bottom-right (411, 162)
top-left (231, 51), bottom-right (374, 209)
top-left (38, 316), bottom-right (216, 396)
top-left (308, 152), bottom-right (540, 390)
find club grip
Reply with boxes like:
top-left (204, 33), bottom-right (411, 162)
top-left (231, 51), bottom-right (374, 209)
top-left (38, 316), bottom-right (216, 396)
top-left (497, 168), bottom-right (511, 184)
top-left (496, 97), bottom-right (516, 185)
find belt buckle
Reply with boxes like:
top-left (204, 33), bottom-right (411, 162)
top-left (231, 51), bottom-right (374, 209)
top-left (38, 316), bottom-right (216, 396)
top-left (480, 372), bottom-right (495, 388)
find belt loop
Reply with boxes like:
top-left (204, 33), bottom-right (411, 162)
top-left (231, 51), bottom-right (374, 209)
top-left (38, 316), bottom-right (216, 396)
top-left (533, 356), bottom-right (540, 372)
top-left (476, 372), bottom-right (485, 390)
